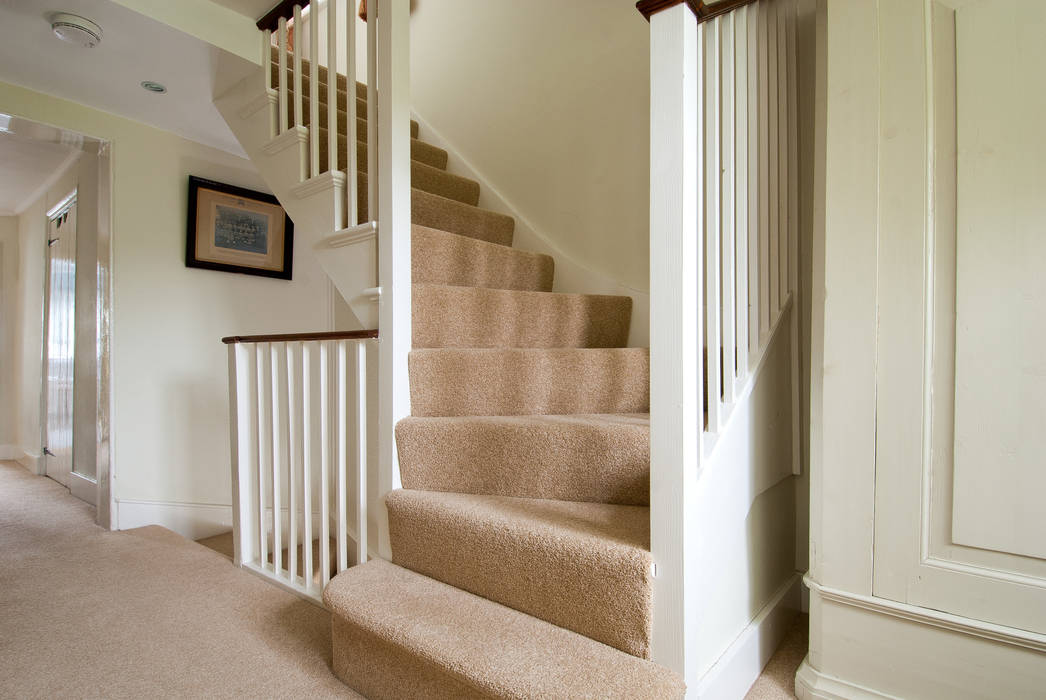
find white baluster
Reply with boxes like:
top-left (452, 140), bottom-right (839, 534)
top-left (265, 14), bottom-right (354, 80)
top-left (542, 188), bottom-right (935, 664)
top-left (256, 344), bottom-right (270, 569)
top-left (336, 340), bottom-right (349, 572)
top-left (776, 0), bottom-right (789, 313)
top-left (327, 0), bottom-right (338, 180)
top-left (346, 0), bottom-right (358, 226)
top-left (767, 0), bottom-right (780, 323)
top-left (704, 18), bottom-right (722, 434)
top-left (355, 342), bottom-right (367, 567)
top-left (263, 30), bottom-right (275, 139)
top-left (319, 341), bottom-right (331, 586)
top-left (278, 17), bottom-right (289, 135)
top-left (367, 1), bottom-right (378, 220)
top-left (302, 342), bottom-right (314, 591)
top-left (758, 1), bottom-right (770, 344)
top-left (309, 0), bottom-right (320, 177)
top-left (721, 11), bottom-right (737, 408)
top-left (287, 342), bottom-right (300, 584)
top-left (736, 4), bottom-right (751, 389)
top-left (270, 343), bottom-right (283, 576)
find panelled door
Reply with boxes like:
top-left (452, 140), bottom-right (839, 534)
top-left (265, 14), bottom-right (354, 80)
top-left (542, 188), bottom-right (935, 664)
top-left (871, 0), bottom-right (1046, 635)
top-left (43, 198), bottom-right (77, 489)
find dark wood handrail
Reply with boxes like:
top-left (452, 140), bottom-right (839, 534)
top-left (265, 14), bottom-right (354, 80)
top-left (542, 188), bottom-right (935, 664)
top-left (256, 0), bottom-right (304, 32)
top-left (637, 0), bottom-right (760, 22)
top-left (222, 330), bottom-right (378, 345)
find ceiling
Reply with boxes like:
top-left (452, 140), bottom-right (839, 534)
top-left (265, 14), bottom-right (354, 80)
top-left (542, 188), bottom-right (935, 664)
top-left (210, 0), bottom-right (279, 20)
top-left (0, 0), bottom-right (255, 156)
top-left (0, 129), bottom-right (79, 215)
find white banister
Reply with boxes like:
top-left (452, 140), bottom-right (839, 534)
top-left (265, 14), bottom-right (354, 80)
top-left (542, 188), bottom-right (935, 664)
top-left (278, 17), bottom-right (289, 135)
top-left (721, 11), bottom-right (738, 408)
top-left (227, 335), bottom-right (375, 603)
top-left (326, 0), bottom-right (338, 178)
top-left (367, 2), bottom-right (378, 222)
top-left (703, 18), bottom-right (722, 434)
top-left (734, 4), bottom-right (751, 393)
top-left (308, 0), bottom-right (319, 178)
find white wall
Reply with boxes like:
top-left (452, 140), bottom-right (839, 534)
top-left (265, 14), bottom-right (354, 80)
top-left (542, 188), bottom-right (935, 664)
top-left (406, 0), bottom-right (651, 296)
top-left (0, 215), bottom-right (18, 456)
top-left (0, 80), bottom-right (333, 536)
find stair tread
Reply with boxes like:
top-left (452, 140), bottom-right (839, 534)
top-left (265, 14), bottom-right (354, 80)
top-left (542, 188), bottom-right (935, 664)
top-left (386, 489), bottom-right (654, 658)
top-left (409, 347), bottom-right (649, 416)
top-left (412, 283), bottom-right (632, 349)
top-left (412, 225), bottom-right (554, 292)
top-left (323, 559), bottom-right (684, 699)
top-left (397, 413), bottom-right (650, 505)
top-left (409, 188), bottom-right (514, 246)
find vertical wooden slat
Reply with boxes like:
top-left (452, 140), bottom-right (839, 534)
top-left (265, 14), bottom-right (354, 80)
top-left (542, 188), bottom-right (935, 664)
top-left (309, 0), bottom-right (320, 177)
top-left (278, 17), bottom-right (289, 134)
top-left (735, 4), bottom-right (751, 390)
top-left (302, 342), bottom-right (314, 591)
top-left (366, 2), bottom-right (378, 221)
top-left (354, 342), bottom-right (367, 567)
top-left (346, 0), bottom-right (358, 226)
top-left (747, 2), bottom-right (760, 367)
top-left (336, 341), bottom-right (349, 572)
top-left (256, 344), bottom-right (270, 569)
top-left (767, 0), bottom-right (780, 323)
top-left (704, 17), bottom-right (722, 433)
top-left (777, 0), bottom-right (789, 311)
top-left (326, 0), bottom-right (338, 179)
top-left (757, 1), bottom-right (770, 344)
top-left (787, 0), bottom-right (800, 301)
top-left (286, 342), bottom-right (299, 584)
top-left (270, 343), bottom-right (283, 576)
top-left (721, 11), bottom-right (737, 407)
top-left (263, 30), bottom-right (275, 139)
top-left (319, 341), bottom-right (331, 586)
top-left (293, 6), bottom-right (303, 130)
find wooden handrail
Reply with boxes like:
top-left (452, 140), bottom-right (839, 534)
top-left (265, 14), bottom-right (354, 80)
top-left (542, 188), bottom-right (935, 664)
top-left (222, 330), bottom-right (378, 345)
top-left (257, 0), bottom-right (305, 32)
top-left (636, 0), bottom-right (760, 22)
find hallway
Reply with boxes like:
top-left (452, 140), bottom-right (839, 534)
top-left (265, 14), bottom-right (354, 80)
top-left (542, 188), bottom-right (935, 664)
top-left (0, 461), bottom-right (360, 699)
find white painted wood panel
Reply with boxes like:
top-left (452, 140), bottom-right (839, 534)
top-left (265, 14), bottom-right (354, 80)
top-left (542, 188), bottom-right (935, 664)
top-left (950, 0), bottom-right (1046, 562)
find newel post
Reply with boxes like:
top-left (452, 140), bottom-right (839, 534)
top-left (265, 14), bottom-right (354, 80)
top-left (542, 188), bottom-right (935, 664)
top-left (642, 0), bottom-right (704, 684)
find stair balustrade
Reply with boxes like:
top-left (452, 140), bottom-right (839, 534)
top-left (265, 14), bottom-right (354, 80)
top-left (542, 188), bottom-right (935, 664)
top-left (224, 331), bottom-right (376, 601)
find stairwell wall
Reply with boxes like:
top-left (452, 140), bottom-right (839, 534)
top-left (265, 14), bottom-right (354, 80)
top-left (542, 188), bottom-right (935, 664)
top-left (0, 80), bottom-right (334, 537)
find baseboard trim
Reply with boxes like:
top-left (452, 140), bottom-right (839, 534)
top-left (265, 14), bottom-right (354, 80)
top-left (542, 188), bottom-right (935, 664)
top-left (692, 573), bottom-right (802, 700)
top-left (16, 450), bottom-right (43, 475)
top-left (795, 660), bottom-right (898, 700)
top-left (116, 499), bottom-right (233, 540)
top-left (804, 575), bottom-right (1046, 653)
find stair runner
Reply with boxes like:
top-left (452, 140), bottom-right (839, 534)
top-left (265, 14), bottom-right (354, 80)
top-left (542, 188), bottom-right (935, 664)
top-left (286, 67), bottom-right (684, 698)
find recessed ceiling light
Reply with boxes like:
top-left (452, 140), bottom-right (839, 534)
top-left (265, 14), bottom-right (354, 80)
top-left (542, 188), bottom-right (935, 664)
top-left (50, 12), bottom-right (102, 48)
top-left (140, 81), bottom-right (167, 94)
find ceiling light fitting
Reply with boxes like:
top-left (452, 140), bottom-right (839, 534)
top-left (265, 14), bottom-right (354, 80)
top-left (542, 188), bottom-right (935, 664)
top-left (50, 13), bottom-right (102, 48)
top-left (140, 81), bottom-right (167, 94)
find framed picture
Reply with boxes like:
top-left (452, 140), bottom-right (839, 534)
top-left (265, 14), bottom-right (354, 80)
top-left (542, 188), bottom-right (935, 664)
top-left (186, 176), bottom-right (293, 280)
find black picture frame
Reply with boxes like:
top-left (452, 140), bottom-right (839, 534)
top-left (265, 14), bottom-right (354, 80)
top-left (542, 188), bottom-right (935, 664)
top-left (185, 176), bottom-right (294, 280)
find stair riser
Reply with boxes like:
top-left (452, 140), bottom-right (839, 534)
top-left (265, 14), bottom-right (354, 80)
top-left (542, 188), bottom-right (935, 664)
top-left (270, 59), bottom-right (368, 100)
top-left (412, 285), bottom-right (632, 349)
top-left (411, 226), bottom-right (553, 291)
top-left (316, 129), bottom-right (448, 171)
top-left (408, 349), bottom-right (649, 417)
top-left (396, 416), bottom-right (650, 504)
top-left (386, 491), bottom-right (654, 658)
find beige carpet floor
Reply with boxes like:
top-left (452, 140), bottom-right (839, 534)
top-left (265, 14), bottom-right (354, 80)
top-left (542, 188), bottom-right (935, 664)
top-left (1, 460), bottom-right (807, 698)
top-left (0, 460), bottom-right (361, 700)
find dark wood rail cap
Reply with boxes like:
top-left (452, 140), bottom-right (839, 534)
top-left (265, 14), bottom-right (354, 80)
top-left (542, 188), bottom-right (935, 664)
top-left (222, 330), bottom-right (378, 345)
top-left (637, 0), bottom-right (760, 22)
top-left (257, 0), bottom-right (303, 32)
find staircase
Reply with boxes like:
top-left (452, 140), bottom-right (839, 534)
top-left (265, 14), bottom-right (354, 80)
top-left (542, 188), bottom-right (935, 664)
top-left (214, 10), bottom-right (683, 698)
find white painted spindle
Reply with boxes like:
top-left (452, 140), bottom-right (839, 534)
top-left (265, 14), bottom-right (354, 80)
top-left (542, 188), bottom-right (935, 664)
top-left (367, 2), bottom-right (378, 220)
top-left (336, 341), bottom-right (349, 572)
top-left (278, 17), bottom-right (289, 134)
top-left (264, 30), bottom-right (275, 138)
top-left (767, 1), bottom-right (780, 320)
top-left (309, 0), bottom-right (319, 177)
top-left (286, 342), bottom-right (300, 583)
top-left (721, 11), bottom-right (737, 406)
top-left (776, 0), bottom-right (789, 311)
top-left (293, 6), bottom-right (303, 130)
top-left (270, 343), bottom-right (283, 575)
top-left (319, 341), bottom-right (331, 586)
top-left (326, 0), bottom-right (337, 177)
top-left (704, 18), bottom-right (722, 432)
top-left (302, 342), bottom-right (314, 591)
top-left (345, 1), bottom-right (358, 226)
top-left (735, 4), bottom-right (751, 390)
top-left (354, 342), bottom-right (367, 567)
top-left (256, 344), bottom-right (270, 569)
top-left (747, 3), bottom-right (760, 366)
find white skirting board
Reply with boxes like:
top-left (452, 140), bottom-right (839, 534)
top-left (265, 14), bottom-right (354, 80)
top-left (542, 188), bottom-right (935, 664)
top-left (116, 499), bottom-right (233, 540)
top-left (692, 573), bottom-right (803, 700)
top-left (16, 450), bottom-right (43, 475)
top-left (795, 662), bottom-right (897, 700)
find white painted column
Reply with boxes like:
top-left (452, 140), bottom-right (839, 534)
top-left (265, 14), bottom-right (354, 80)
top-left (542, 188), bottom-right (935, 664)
top-left (648, 3), bottom-right (702, 684)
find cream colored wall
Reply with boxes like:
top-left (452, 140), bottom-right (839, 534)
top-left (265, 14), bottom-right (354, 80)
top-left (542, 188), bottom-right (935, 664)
top-left (0, 80), bottom-right (332, 534)
top-left (407, 0), bottom-right (651, 294)
top-left (0, 215), bottom-right (18, 453)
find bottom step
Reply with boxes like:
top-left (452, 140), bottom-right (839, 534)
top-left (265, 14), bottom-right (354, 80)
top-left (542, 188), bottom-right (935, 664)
top-left (323, 559), bottom-right (685, 699)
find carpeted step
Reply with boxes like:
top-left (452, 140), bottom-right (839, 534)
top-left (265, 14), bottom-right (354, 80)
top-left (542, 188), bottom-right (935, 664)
top-left (412, 284), bottom-right (632, 349)
top-left (270, 51), bottom-right (367, 100)
top-left (285, 103), bottom-right (420, 140)
top-left (323, 559), bottom-right (684, 699)
top-left (396, 413), bottom-right (650, 505)
top-left (385, 490), bottom-right (654, 658)
top-left (317, 127), bottom-right (448, 170)
top-left (411, 225), bottom-right (553, 291)
top-left (408, 348), bottom-right (649, 416)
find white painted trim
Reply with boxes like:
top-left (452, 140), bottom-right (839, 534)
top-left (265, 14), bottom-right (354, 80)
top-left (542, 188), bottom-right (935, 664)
top-left (693, 574), bottom-right (802, 700)
top-left (116, 499), bottom-right (233, 540)
top-left (240, 561), bottom-right (327, 608)
top-left (68, 471), bottom-right (96, 504)
top-left (17, 450), bottom-right (43, 475)
top-left (262, 125), bottom-right (309, 156)
top-left (13, 149), bottom-right (81, 216)
top-left (795, 660), bottom-right (898, 700)
top-left (238, 89), bottom-right (277, 120)
top-left (323, 221), bottom-right (377, 249)
top-left (292, 170), bottom-right (345, 198)
top-left (804, 575), bottom-right (1046, 653)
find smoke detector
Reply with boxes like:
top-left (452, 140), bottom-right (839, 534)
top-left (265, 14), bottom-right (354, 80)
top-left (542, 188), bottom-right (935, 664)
top-left (50, 13), bottom-right (102, 48)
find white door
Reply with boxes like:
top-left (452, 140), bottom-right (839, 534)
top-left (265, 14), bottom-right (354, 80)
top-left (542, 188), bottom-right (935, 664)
top-left (43, 198), bottom-right (76, 490)
top-left (872, 0), bottom-right (1046, 633)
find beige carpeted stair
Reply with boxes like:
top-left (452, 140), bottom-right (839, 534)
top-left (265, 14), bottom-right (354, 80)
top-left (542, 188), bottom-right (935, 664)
top-left (275, 57), bottom-right (683, 697)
